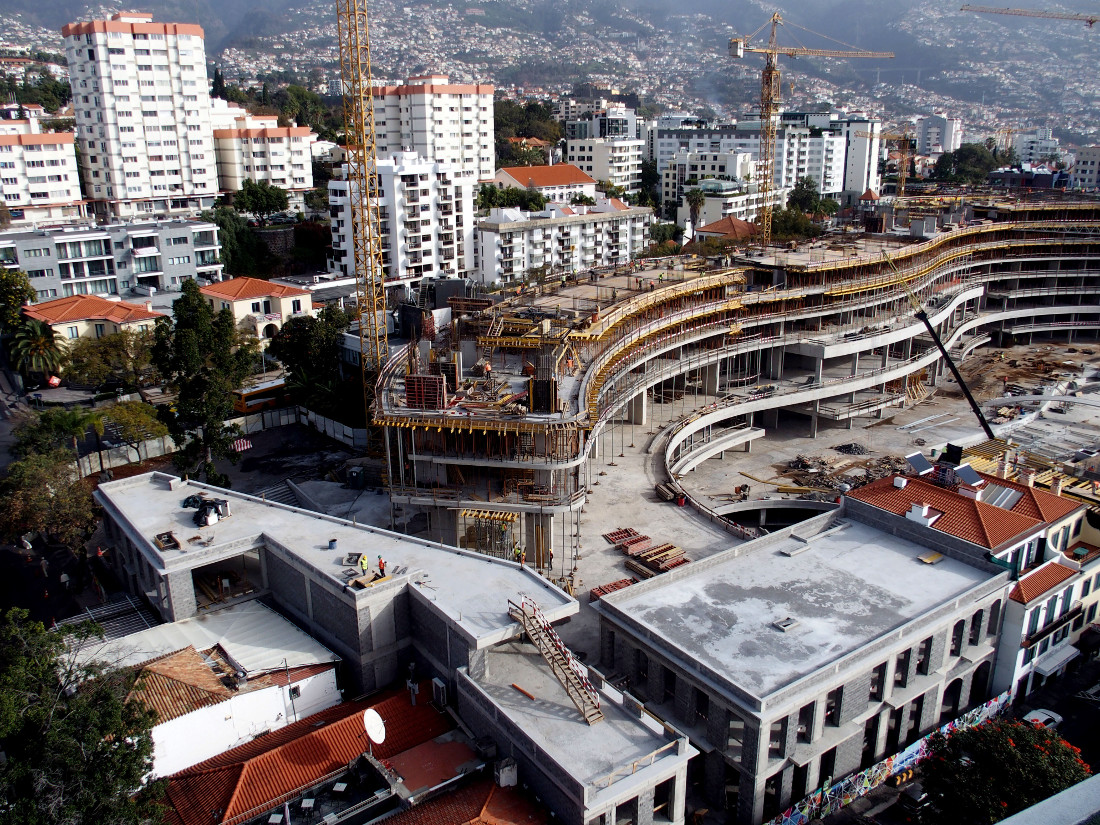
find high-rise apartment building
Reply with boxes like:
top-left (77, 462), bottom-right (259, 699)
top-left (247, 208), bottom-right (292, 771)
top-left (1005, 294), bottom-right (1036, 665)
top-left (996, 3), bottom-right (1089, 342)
top-left (61, 12), bottom-right (218, 219)
top-left (0, 119), bottom-right (84, 226)
top-left (371, 75), bottom-right (494, 181)
top-left (915, 113), bottom-right (963, 156)
top-left (328, 152), bottom-right (476, 285)
top-left (210, 100), bottom-right (316, 211)
top-left (565, 137), bottom-right (644, 194)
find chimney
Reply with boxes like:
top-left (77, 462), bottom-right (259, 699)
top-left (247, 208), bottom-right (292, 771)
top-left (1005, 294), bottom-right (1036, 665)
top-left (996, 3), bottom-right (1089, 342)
top-left (997, 458), bottom-right (1008, 479)
top-left (893, 476), bottom-right (908, 489)
top-left (1023, 468), bottom-right (1036, 488)
top-left (146, 300), bottom-right (153, 311)
top-left (1051, 476), bottom-right (1065, 496)
top-left (906, 501), bottom-right (933, 526)
top-left (959, 485), bottom-right (982, 501)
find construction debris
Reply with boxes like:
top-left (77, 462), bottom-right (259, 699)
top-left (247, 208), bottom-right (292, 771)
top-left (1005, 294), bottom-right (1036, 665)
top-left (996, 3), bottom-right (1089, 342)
top-left (832, 443), bottom-right (869, 455)
top-left (589, 578), bottom-right (638, 602)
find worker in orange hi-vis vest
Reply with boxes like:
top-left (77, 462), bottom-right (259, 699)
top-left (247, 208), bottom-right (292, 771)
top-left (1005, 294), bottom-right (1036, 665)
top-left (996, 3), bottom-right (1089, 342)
top-left (377, 555), bottom-right (386, 576)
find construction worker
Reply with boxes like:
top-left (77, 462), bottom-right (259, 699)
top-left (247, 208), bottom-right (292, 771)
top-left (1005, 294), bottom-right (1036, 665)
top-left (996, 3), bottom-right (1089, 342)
top-left (359, 554), bottom-right (370, 575)
top-left (513, 543), bottom-right (522, 562)
top-left (377, 555), bottom-right (386, 576)
top-left (520, 550), bottom-right (526, 566)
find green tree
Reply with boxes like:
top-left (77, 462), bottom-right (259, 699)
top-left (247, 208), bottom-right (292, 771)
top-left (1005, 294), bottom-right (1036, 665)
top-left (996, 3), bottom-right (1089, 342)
top-left (201, 207), bottom-right (270, 276)
top-left (104, 400), bottom-right (170, 459)
top-left (771, 207), bottom-right (823, 241)
top-left (269, 304), bottom-right (349, 396)
top-left (649, 223), bottom-right (684, 245)
top-left (65, 330), bottom-right (156, 390)
top-left (0, 268), bottom-right (37, 335)
top-left (304, 186), bottom-right (330, 216)
top-left (9, 318), bottom-right (65, 376)
top-left (0, 450), bottom-right (98, 550)
top-left (931, 143), bottom-right (1000, 185)
top-left (13, 407), bottom-right (104, 460)
top-left (787, 176), bottom-right (821, 213)
top-left (478, 185), bottom-right (546, 212)
top-left (921, 717), bottom-right (1091, 824)
top-left (570, 193), bottom-right (596, 206)
top-left (151, 280), bottom-right (257, 487)
top-left (0, 608), bottom-right (164, 825)
top-left (685, 188), bottom-right (707, 228)
top-left (234, 179), bottom-right (289, 226)
top-left (211, 67), bottom-right (226, 99)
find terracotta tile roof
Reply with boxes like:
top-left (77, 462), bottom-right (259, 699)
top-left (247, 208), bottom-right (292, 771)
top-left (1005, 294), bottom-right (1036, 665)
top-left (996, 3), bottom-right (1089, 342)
top-left (859, 188), bottom-right (880, 201)
top-left (129, 646), bottom-right (232, 725)
top-left (24, 294), bottom-right (164, 326)
top-left (976, 472), bottom-right (1082, 522)
top-left (382, 778), bottom-right (545, 825)
top-left (200, 277), bottom-right (310, 301)
top-left (608, 198), bottom-right (629, 211)
top-left (846, 475), bottom-right (1043, 548)
top-left (165, 683), bottom-right (454, 825)
top-left (1009, 561), bottom-right (1078, 603)
top-left (696, 215), bottom-right (758, 238)
top-left (498, 164), bottom-right (595, 188)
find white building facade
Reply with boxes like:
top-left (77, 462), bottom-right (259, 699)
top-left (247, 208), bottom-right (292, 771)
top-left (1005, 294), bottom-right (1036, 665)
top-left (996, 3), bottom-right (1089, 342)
top-left (564, 137), bottom-right (644, 194)
top-left (329, 152), bottom-right (475, 285)
top-left (660, 150), bottom-right (754, 206)
top-left (210, 100), bottom-right (316, 211)
top-left (915, 113), bottom-right (963, 156)
top-left (0, 119), bottom-right (84, 226)
top-left (371, 75), bottom-right (494, 181)
top-left (62, 12), bottom-right (218, 219)
top-left (476, 199), bottom-right (653, 284)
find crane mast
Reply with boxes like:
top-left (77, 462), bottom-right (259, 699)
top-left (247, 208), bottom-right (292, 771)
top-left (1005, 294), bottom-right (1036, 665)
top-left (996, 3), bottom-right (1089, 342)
top-left (730, 13), bottom-right (892, 250)
top-left (335, 0), bottom-right (388, 423)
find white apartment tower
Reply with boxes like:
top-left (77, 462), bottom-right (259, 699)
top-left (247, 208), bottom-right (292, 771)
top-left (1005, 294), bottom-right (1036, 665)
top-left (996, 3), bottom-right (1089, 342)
top-left (62, 12), bottom-right (218, 219)
top-left (565, 137), bottom-right (644, 194)
top-left (372, 75), bottom-right (494, 181)
top-left (0, 119), bottom-right (84, 226)
top-left (328, 152), bottom-right (475, 285)
top-left (915, 113), bottom-right (963, 156)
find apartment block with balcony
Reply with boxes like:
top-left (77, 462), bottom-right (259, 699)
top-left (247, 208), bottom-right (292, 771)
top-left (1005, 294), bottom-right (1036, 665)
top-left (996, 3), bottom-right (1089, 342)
top-left (0, 119), bottom-right (84, 226)
top-left (328, 152), bottom-right (475, 286)
top-left (595, 502), bottom-right (1008, 825)
top-left (661, 150), bottom-right (754, 206)
top-left (62, 12), bottom-right (218, 219)
top-left (371, 74), bottom-right (494, 180)
top-left (199, 276), bottom-right (313, 342)
top-left (0, 218), bottom-right (222, 301)
top-left (565, 138), bottom-right (644, 194)
top-left (210, 99), bottom-right (316, 211)
top-left (476, 199), bottom-right (652, 284)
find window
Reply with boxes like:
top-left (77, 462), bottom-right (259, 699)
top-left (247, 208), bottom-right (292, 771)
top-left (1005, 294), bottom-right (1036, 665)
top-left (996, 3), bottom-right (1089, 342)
top-left (950, 621), bottom-right (965, 656)
top-left (969, 610), bottom-right (983, 646)
top-left (869, 663), bottom-right (887, 702)
top-left (291, 299), bottom-right (302, 313)
top-left (797, 702), bottom-right (814, 743)
top-left (987, 600), bottom-right (1001, 635)
top-left (768, 718), bottom-right (787, 759)
top-left (727, 711), bottom-right (745, 756)
top-left (694, 687), bottom-right (709, 723)
top-left (1028, 607), bottom-right (1042, 636)
top-left (251, 302), bottom-right (261, 313)
top-left (289, 685), bottom-right (301, 700)
top-left (66, 326), bottom-right (79, 339)
top-left (916, 636), bottom-right (933, 675)
top-left (825, 686), bottom-right (842, 726)
top-left (895, 649), bottom-right (911, 688)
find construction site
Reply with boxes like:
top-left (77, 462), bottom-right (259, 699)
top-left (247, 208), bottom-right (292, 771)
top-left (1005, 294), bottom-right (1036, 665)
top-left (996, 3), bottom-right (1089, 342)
top-left (373, 201), bottom-right (1100, 598)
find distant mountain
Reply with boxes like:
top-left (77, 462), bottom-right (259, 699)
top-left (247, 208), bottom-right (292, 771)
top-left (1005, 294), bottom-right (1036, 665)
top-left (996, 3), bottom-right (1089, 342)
top-left (7, 0), bottom-right (299, 50)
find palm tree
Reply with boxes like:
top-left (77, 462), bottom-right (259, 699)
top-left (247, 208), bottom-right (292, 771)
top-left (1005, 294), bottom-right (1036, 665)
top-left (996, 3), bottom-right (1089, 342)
top-left (10, 319), bottom-right (65, 376)
top-left (685, 188), bottom-right (707, 231)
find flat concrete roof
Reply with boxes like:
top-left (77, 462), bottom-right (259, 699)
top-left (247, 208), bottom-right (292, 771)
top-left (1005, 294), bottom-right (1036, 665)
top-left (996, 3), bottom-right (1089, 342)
top-left (602, 519), bottom-right (993, 699)
top-left (469, 642), bottom-right (693, 805)
top-left (96, 473), bottom-right (576, 644)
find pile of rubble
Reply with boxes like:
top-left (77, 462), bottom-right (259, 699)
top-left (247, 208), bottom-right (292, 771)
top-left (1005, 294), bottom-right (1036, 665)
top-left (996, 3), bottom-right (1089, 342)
top-left (832, 442), bottom-right (869, 455)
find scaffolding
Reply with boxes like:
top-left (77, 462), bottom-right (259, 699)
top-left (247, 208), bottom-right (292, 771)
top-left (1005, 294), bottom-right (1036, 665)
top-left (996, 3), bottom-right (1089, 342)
top-left (460, 509), bottom-right (518, 559)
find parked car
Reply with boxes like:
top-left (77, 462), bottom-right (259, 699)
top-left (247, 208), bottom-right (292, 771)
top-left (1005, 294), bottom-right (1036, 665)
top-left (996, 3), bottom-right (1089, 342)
top-left (1023, 709), bottom-right (1063, 729)
top-left (898, 782), bottom-right (931, 822)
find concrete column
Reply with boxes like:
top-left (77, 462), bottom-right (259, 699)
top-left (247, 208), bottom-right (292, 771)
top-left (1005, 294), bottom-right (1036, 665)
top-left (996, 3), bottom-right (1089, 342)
top-left (524, 512), bottom-right (554, 569)
top-left (810, 400), bottom-right (820, 439)
top-left (164, 570), bottom-right (198, 621)
top-left (851, 352), bottom-right (860, 375)
top-left (702, 363), bottom-right (720, 395)
top-left (433, 505), bottom-right (459, 547)
top-left (669, 765), bottom-right (688, 825)
top-left (814, 358), bottom-right (823, 383)
top-left (627, 391), bottom-right (648, 425)
top-left (636, 787), bottom-right (656, 825)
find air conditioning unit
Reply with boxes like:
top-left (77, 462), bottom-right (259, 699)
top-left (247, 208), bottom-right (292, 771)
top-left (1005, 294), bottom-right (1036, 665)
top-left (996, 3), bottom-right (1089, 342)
top-left (432, 677), bottom-right (447, 707)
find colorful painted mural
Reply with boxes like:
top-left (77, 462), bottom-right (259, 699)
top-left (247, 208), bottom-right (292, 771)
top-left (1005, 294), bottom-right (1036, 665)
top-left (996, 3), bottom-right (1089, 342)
top-left (763, 690), bottom-right (1012, 825)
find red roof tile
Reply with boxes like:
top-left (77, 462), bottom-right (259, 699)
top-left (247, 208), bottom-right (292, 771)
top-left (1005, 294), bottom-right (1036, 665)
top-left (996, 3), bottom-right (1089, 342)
top-left (859, 188), bottom-right (879, 201)
top-left (24, 294), bottom-right (164, 326)
top-left (165, 683), bottom-right (454, 825)
top-left (381, 778), bottom-right (546, 825)
top-left (696, 215), bottom-right (758, 238)
top-left (847, 475), bottom-right (1043, 548)
top-left (498, 164), bottom-right (595, 188)
top-left (1009, 561), bottom-right (1078, 603)
top-left (129, 646), bottom-right (231, 725)
top-left (976, 472), bottom-right (1082, 522)
top-left (200, 277), bottom-right (310, 301)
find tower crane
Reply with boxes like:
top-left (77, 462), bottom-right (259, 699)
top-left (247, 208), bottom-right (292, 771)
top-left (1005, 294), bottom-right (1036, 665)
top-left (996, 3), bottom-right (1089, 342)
top-left (729, 13), bottom-right (892, 249)
top-left (855, 129), bottom-right (914, 198)
top-left (335, 0), bottom-right (388, 431)
top-left (960, 5), bottom-right (1099, 27)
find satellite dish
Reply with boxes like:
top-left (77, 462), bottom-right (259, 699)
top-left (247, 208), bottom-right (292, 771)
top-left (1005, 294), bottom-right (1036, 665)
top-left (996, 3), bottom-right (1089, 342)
top-left (363, 709), bottom-right (386, 745)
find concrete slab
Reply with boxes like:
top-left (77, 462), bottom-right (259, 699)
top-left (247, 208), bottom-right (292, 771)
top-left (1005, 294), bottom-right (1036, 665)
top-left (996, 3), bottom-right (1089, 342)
top-left (604, 519), bottom-right (994, 698)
